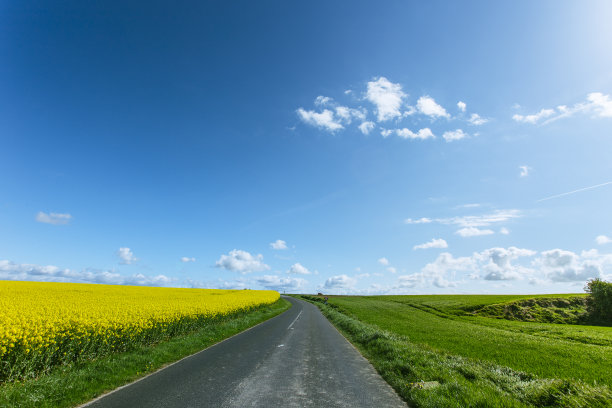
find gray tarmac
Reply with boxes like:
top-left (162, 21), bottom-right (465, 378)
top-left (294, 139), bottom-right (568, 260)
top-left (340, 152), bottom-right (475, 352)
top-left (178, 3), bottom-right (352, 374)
top-left (84, 296), bottom-right (407, 408)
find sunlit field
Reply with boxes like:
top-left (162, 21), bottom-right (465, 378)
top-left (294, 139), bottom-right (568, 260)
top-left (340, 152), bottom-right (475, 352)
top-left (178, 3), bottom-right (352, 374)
top-left (0, 281), bottom-right (279, 382)
top-left (302, 294), bottom-right (612, 407)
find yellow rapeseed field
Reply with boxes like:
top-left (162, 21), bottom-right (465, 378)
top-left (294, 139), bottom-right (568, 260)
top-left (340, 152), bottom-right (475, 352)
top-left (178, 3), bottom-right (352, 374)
top-left (0, 281), bottom-right (279, 382)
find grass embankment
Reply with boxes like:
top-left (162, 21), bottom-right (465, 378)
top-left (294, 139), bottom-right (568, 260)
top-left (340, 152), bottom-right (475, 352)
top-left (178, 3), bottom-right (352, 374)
top-left (300, 295), bottom-right (612, 408)
top-left (0, 298), bottom-right (290, 408)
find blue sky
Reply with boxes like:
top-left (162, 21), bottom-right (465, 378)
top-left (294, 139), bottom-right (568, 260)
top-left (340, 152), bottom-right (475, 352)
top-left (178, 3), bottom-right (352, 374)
top-left (1, 1), bottom-right (612, 294)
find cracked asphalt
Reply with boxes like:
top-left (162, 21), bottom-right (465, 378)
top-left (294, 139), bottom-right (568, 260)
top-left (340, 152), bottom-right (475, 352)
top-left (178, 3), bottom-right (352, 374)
top-left (84, 296), bottom-right (407, 408)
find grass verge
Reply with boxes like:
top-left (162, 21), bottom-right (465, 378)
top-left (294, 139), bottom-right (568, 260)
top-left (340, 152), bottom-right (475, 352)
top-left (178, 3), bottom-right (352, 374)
top-left (300, 295), bottom-right (611, 408)
top-left (0, 298), bottom-right (290, 408)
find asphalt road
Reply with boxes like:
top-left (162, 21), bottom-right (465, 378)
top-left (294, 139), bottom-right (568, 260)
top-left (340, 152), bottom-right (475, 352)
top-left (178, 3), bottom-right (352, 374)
top-left (84, 296), bottom-right (407, 408)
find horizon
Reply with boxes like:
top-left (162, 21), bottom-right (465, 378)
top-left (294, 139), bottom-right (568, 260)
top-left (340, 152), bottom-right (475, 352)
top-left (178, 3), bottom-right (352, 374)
top-left (2, 1), bottom-right (612, 295)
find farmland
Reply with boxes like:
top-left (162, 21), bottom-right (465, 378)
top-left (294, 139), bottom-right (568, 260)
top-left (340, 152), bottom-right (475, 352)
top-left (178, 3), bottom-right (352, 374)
top-left (302, 294), bottom-right (612, 408)
top-left (0, 281), bottom-right (280, 384)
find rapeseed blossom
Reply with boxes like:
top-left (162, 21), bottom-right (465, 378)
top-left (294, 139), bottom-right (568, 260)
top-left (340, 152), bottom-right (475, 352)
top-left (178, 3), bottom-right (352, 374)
top-left (0, 281), bottom-right (279, 381)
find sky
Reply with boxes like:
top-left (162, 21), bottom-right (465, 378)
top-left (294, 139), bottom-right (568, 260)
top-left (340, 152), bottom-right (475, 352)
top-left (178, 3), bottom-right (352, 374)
top-left (1, 1), bottom-right (612, 294)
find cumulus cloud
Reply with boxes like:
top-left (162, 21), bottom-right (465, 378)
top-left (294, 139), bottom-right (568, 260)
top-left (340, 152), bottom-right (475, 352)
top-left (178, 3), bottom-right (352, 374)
top-left (358, 121), bottom-right (375, 135)
top-left (118, 247), bottom-right (137, 265)
top-left (180, 257), bottom-right (196, 263)
top-left (476, 247), bottom-right (536, 280)
top-left (396, 273), bottom-right (422, 289)
top-left (586, 92), bottom-right (612, 117)
top-left (519, 165), bottom-right (530, 177)
top-left (256, 275), bottom-right (306, 291)
top-left (457, 101), bottom-right (466, 112)
top-left (380, 129), bottom-right (394, 138)
top-left (335, 106), bottom-right (367, 124)
top-left (456, 227), bottom-right (495, 237)
top-left (215, 249), bottom-right (270, 274)
top-left (287, 263), bottom-right (311, 275)
top-left (416, 96), bottom-right (449, 118)
top-left (534, 249), bottom-right (608, 282)
top-left (414, 238), bottom-right (448, 250)
top-left (596, 235), bottom-right (612, 245)
top-left (442, 129), bottom-right (467, 142)
top-left (378, 257), bottom-right (390, 266)
top-left (36, 212), bottom-right (72, 225)
top-left (296, 108), bottom-right (343, 132)
top-left (386, 266), bottom-right (397, 274)
top-left (500, 227), bottom-right (510, 235)
top-left (402, 246), bottom-right (612, 289)
top-left (0, 260), bottom-right (172, 286)
top-left (395, 127), bottom-right (435, 140)
top-left (324, 274), bottom-right (356, 289)
top-left (314, 95), bottom-right (333, 106)
top-left (366, 77), bottom-right (406, 121)
top-left (468, 113), bottom-right (488, 125)
top-left (270, 239), bottom-right (288, 250)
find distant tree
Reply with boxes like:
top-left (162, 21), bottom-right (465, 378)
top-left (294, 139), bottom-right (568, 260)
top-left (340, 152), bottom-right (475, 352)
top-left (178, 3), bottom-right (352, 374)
top-left (584, 278), bottom-right (612, 322)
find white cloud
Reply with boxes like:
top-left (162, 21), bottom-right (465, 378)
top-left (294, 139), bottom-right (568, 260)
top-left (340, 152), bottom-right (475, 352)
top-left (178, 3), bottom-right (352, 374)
top-left (457, 203), bottom-right (481, 209)
top-left (358, 121), bottom-right (375, 135)
top-left (356, 273), bottom-right (370, 278)
top-left (512, 108), bottom-right (556, 124)
top-left (457, 101), bottom-right (466, 112)
top-left (118, 247), bottom-right (137, 265)
top-left (296, 108), bottom-right (343, 132)
top-left (270, 239), bottom-right (288, 250)
top-left (378, 257), bottom-right (390, 266)
top-left (534, 249), bottom-right (608, 282)
top-left (442, 129), bottom-right (467, 142)
top-left (396, 273), bottom-right (422, 289)
top-left (324, 274), bottom-right (356, 289)
top-left (416, 96), bottom-right (449, 118)
top-left (380, 129), bottom-right (394, 138)
top-left (500, 227), bottom-right (510, 235)
top-left (414, 238), bottom-right (448, 250)
top-left (36, 211), bottom-right (72, 225)
top-left (180, 257), bottom-right (196, 263)
top-left (405, 246), bottom-right (612, 288)
top-left (395, 127), bottom-right (435, 140)
top-left (314, 95), bottom-right (332, 106)
top-left (445, 209), bottom-right (521, 228)
top-left (586, 92), bottom-right (612, 117)
top-left (387, 266), bottom-right (397, 274)
top-left (0, 260), bottom-right (172, 286)
top-left (456, 227), bottom-right (495, 237)
top-left (256, 275), bottom-right (306, 291)
top-left (468, 113), bottom-right (488, 125)
top-left (335, 106), bottom-right (367, 124)
top-left (477, 247), bottom-right (536, 280)
top-left (512, 92), bottom-right (612, 125)
top-left (404, 217), bottom-right (433, 224)
top-left (519, 165), bottom-right (530, 177)
top-left (366, 77), bottom-right (406, 122)
top-left (215, 249), bottom-right (270, 274)
top-left (421, 252), bottom-right (475, 287)
top-left (407, 210), bottom-right (520, 239)
top-left (287, 263), bottom-right (311, 275)
top-left (596, 235), bottom-right (612, 245)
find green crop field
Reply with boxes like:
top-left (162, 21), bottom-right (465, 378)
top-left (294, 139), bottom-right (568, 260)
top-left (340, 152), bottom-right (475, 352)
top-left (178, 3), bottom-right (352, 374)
top-left (301, 294), bottom-right (612, 408)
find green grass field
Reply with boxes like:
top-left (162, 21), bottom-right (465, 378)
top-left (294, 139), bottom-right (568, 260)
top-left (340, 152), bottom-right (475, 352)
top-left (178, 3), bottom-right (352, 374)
top-left (302, 294), bottom-right (612, 408)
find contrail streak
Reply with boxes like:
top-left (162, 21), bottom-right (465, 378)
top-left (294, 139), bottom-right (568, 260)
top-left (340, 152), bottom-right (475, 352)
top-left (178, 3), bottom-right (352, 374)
top-left (536, 181), bottom-right (612, 202)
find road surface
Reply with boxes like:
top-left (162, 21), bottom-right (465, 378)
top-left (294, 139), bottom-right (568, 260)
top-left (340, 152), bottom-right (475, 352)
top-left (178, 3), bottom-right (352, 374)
top-left (84, 296), bottom-right (407, 408)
